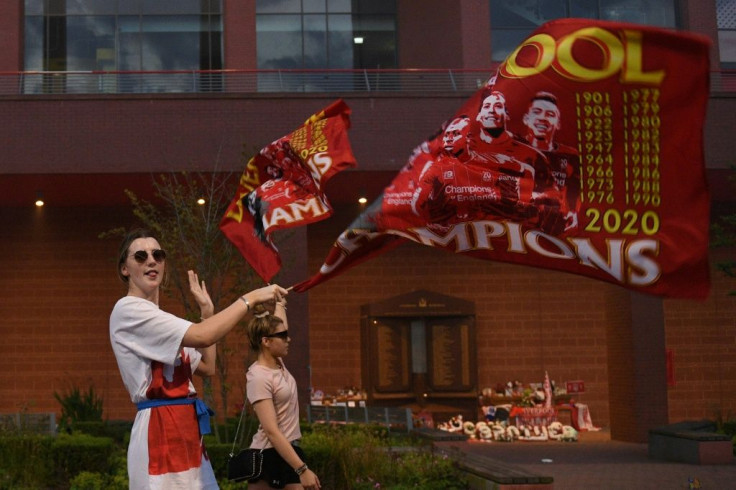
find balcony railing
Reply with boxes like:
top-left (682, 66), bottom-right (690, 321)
top-left (0, 69), bottom-right (493, 96)
top-left (0, 69), bottom-right (734, 95)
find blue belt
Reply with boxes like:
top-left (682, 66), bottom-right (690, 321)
top-left (136, 397), bottom-right (215, 435)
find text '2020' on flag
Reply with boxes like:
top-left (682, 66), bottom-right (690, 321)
top-left (294, 19), bottom-right (712, 299)
top-left (220, 99), bottom-right (357, 283)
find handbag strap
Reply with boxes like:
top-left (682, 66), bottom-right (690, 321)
top-left (230, 397), bottom-right (259, 457)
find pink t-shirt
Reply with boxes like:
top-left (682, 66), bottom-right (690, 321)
top-left (246, 360), bottom-right (302, 448)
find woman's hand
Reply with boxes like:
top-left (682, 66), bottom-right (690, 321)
top-left (245, 284), bottom-right (289, 307)
top-left (188, 270), bottom-right (214, 319)
top-left (299, 469), bottom-right (320, 490)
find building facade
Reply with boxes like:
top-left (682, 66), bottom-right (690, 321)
top-left (1, 1), bottom-right (734, 443)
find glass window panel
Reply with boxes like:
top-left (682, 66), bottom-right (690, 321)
top-left (118, 0), bottom-right (141, 14)
top-left (537, 0), bottom-right (567, 21)
top-left (327, 13), bottom-right (353, 68)
top-left (304, 14), bottom-right (327, 67)
top-left (570, 0), bottom-right (597, 18)
top-left (141, 31), bottom-right (198, 70)
top-left (352, 14), bottom-right (396, 68)
top-left (717, 0), bottom-right (736, 29)
top-left (118, 31), bottom-right (141, 70)
top-left (24, 0), bottom-right (43, 15)
top-left (304, 0), bottom-right (326, 13)
top-left (256, 0), bottom-right (301, 14)
top-left (353, 0), bottom-right (395, 15)
top-left (719, 30), bottom-right (736, 63)
top-left (357, 29), bottom-right (395, 68)
top-left (600, 0), bottom-right (675, 27)
top-left (118, 15), bottom-right (140, 33)
top-left (47, 0), bottom-right (67, 15)
top-left (24, 16), bottom-right (44, 70)
top-left (141, 0), bottom-right (202, 15)
top-left (327, 0), bottom-right (351, 13)
top-left (66, 0), bottom-right (117, 15)
top-left (204, 0), bottom-right (222, 14)
top-left (46, 15), bottom-right (67, 70)
top-left (66, 16), bottom-right (115, 70)
top-left (256, 14), bottom-right (303, 68)
top-left (490, 0), bottom-right (540, 28)
top-left (353, 14), bottom-right (394, 32)
top-left (141, 15), bottom-right (200, 33)
top-left (491, 29), bottom-right (532, 62)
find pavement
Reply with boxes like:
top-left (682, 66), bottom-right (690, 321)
top-left (433, 429), bottom-right (736, 489)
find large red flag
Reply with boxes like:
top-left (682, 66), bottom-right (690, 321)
top-left (220, 99), bottom-right (357, 282)
top-left (295, 19), bottom-right (712, 299)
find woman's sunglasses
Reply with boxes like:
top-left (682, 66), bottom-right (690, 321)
top-left (130, 249), bottom-right (166, 264)
top-left (264, 330), bottom-right (289, 340)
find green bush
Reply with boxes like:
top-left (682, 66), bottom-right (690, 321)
top-left (75, 420), bottom-right (132, 445)
top-left (52, 433), bottom-right (117, 485)
top-left (301, 424), bottom-right (467, 490)
top-left (54, 385), bottom-right (104, 433)
top-left (69, 470), bottom-right (128, 490)
top-left (0, 433), bottom-right (55, 488)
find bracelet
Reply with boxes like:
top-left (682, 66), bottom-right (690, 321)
top-left (295, 463), bottom-right (308, 476)
top-left (276, 301), bottom-right (287, 310)
top-left (240, 296), bottom-right (250, 312)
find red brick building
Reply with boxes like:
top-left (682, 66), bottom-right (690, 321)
top-left (1, 1), bottom-right (734, 443)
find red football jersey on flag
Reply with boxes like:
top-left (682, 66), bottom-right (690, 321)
top-left (294, 20), bottom-right (711, 298)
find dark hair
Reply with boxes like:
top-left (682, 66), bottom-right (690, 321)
top-left (117, 228), bottom-right (167, 285)
top-left (530, 91), bottom-right (558, 106)
top-left (246, 303), bottom-right (284, 351)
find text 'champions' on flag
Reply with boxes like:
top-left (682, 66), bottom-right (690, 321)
top-left (294, 19), bottom-right (712, 299)
top-left (220, 99), bottom-right (357, 282)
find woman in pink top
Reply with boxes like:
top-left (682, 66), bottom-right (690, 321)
top-left (246, 300), bottom-right (320, 489)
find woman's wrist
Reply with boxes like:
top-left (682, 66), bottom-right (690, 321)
top-left (294, 463), bottom-right (308, 476)
top-left (239, 295), bottom-right (250, 312)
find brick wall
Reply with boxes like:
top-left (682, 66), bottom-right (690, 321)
top-left (304, 208), bottom-right (736, 433)
top-left (665, 247), bottom-right (736, 422)
top-left (2, 202), bottom-right (735, 438)
top-left (0, 205), bottom-right (263, 422)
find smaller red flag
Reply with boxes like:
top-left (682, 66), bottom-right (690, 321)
top-left (220, 99), bottom-right (357, 282)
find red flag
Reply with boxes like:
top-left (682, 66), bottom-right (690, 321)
top-left (295, 20), bottom-right (712, 298)
top-left (220, 99), bottom-right (357, 282)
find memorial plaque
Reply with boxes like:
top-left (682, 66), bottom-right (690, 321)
top-left (374, 321), bottom-right (410, 392)
top-left (428, 319), bottom-right (472, 391)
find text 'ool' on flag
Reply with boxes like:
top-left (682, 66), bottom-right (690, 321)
top-left (294, 19), bottom-right (712, 299)
top-left (220, 99), bottom-right (357, 282)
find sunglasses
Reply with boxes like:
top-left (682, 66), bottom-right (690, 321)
top-left (264, 330), bottom-right (289, 340)
top-left (130, 249), bottom-right (166, 264)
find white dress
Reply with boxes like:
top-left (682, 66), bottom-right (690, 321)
top-left (110, 296), bottom-right (218, 489)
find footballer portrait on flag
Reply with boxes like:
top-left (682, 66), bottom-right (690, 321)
top-left (295, 19), bottom-right (712, 299)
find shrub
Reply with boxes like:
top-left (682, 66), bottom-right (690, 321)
top-left (301, 424), bottom-right (467, 490)
top-left (0, 433), bottom-right (55, 488)
top-left (53, 385), bottom-right (104, 433)
top-left (69, 470), bottom-right (128, 490)
top-left (52, 433), bottom-right (117, 485)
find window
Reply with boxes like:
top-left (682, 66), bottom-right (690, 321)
top-left (490, 0), bottom-right (678, 62)
top-left (718, 0), bottom-right (736, 68)
top-left (23, 0), bottom-right (222, 73)
top-left (256, 0), bottom-right (397, 70)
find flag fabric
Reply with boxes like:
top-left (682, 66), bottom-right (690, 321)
top-left (294, 19), bottom-right (712, 298)
top-left (220, 99), bottom-right (357, 282)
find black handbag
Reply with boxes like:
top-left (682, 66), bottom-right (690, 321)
top-left (227, 447), bottom-right (263, 482)
top-left (227, 400), bottom-right (263, 481)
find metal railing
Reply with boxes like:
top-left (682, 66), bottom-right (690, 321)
top-left (0, 69), bottom-right (492, 96)
top-left (0, 68), bottom-right (733, 96)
